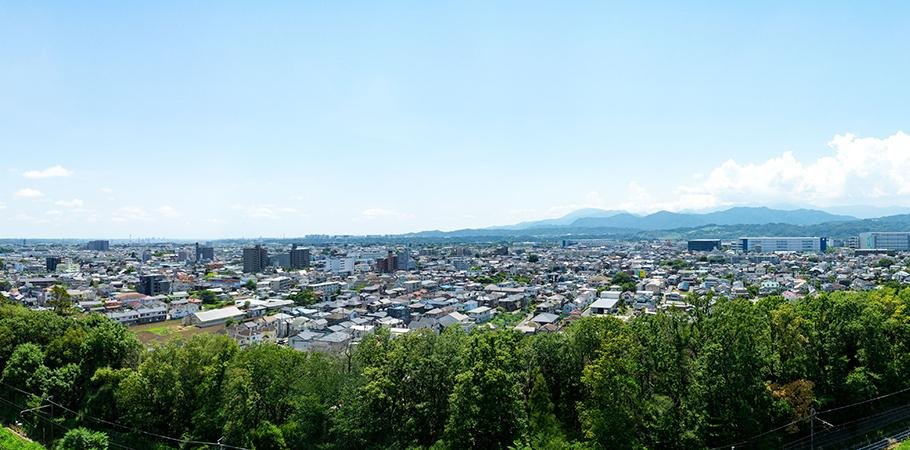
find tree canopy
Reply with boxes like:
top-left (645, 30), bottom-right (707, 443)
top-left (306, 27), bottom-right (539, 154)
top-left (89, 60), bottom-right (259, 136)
top-left (1, 288), bottom-right (910, 449)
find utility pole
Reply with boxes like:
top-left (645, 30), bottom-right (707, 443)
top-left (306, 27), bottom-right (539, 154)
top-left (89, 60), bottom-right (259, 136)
top-left (20, 397), bottom-right (51, 445)
top-left (49, 399), bottom-right (53, 444)
top-left (810, 407), bottom-right (815, 450)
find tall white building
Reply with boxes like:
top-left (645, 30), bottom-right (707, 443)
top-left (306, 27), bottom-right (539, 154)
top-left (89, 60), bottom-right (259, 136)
top-left (325, 257), bottom-right (355, 273)
top-left (858, 232), bottom-right (910, 251)
top-left (740, 237), bottom-right (828, 253)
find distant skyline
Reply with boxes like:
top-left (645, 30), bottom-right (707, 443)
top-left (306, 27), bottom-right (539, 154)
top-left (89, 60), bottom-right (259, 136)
top-left (2, 2), bottom-right (910, 238)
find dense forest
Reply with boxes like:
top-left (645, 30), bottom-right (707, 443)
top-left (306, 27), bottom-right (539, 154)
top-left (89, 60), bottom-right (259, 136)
top-left (1, 288), bottom-right (909, 449)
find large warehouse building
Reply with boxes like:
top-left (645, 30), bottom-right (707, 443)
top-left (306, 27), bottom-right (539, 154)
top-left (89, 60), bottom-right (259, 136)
top-left (858, 232), bottom-right (910, 251)
top-left (740, 237), bottom-right (827, 253)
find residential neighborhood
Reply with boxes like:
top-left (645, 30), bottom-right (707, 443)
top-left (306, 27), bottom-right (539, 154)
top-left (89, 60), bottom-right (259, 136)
top-left (3, 234), bottom-right (910, 353)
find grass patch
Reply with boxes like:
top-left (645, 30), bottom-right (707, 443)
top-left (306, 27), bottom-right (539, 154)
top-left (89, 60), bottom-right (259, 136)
top-left (490, 310), bottom-right (525, 328)
top-left (130, 319), bottom-right (225, 345)
top-left (0, 427), bottom-right (44, 450)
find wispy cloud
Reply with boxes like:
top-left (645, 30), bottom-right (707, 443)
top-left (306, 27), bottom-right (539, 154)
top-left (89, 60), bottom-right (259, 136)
top-left (110, 205), bottom-right (181, 223)
top-left (111, 206), bottom-right (150, 223)
top-left (14, 188), bottom-right (44, 198)
top-left (232, 204), bottom-right (302, 220)
top-left (54, 198), bottom-right (84, 208)
top-left (23, 165), bottom-right (73, 179)
top-left (156, 205), bottom-right (180, 218)
top-left (360, 208), bottom-right (414, 220)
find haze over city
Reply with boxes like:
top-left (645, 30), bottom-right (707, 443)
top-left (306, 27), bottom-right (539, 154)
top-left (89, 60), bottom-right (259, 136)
top-left (3, 1), bottom-right (910, 238)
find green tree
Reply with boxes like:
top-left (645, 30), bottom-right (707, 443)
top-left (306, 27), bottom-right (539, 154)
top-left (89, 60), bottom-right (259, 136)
top-left (445, 330), bottom-right (526, 449)
top-left (55, 427), bottom-right (109, 450)
top-left (47, 285), bottom-right (73, 315)
top-left (116, 335), bottom-right (239, 440)
top-left (193, 290), bottom-right (219, 304)
top-left (694, 299), bottom-right (773, 446)
top-left (335, 328), bottom-right (465, 448)
top-left (288, 289), bottom-right (317, 307)
top-left (1, 343), bottom-right (49, 393)
top-left (578, 325), bottom-right (643, 449)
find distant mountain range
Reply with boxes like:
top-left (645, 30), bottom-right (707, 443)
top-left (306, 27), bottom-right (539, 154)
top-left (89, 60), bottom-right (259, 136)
top-left (388, 207), bottom-right (910, 242)
top-left (494, 207), bottom-right (856, 231)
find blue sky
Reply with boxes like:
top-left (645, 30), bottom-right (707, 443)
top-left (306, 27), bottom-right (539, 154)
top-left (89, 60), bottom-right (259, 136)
top-left (2, 1), bottom-right (909, 238)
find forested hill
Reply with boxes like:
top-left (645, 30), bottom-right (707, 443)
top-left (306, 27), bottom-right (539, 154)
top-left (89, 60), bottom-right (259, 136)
top-left (2, 289), bottom-right (910, 449)
top-left (391, 213), bottom-right (910, 242)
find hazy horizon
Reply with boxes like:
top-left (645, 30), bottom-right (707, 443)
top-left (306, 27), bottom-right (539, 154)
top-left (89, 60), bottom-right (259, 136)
top-left (3, 2), bottom-right (910, 238)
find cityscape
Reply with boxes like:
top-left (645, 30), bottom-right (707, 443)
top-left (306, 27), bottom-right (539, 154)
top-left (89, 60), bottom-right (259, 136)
top-left (5, 228), bottom-right (910, 350)
top-left (4, 1), bottom-right (910, 450)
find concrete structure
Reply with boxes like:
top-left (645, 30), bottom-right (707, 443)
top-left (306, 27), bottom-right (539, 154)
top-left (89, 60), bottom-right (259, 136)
top-left (740, 237), bottom-right (827, 253)
top-left (138, 274), bottom-right (170, 296)
top-left (290, 245), bottom-right (310, 269)
top-left (396, 251), bottom-right (410, 271)
top-left (243, 245), bottom-right (269, 273)
top-left (85, 240), bottom-right (110, 251)
top-left (325, 257), bottom-right (355, 273)
top-left (587, 297), bottom-right (620, 315)
top-left (45, 256), bottom-right (61, 272)
top-left (688, 239), bottom-right (721, 252)
top-left (189, 306), bottom-right (245, 327)
top-left (195, 243), bottom-right (215, 262)
top-left (858, 232), bottom-right (910, 251)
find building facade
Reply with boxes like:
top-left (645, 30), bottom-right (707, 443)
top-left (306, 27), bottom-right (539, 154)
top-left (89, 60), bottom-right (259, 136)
top-left (138, 274), bottom-right (171, 296)
top-left (688, 239), bottom-right (721, 252)
top-left (195, 243), bottom-right (215, 262)
top-left (858, 232), bottom-right (910, 251)
top-left (85, 240), bottom-right (110, 251)
top-left (46, 256), bottom-right (61, 272)
top-left (740, 237), bottom-right (827, 253)
top-left (290, 245), bottom-right (311, 269)
top-left (243, 245), bottom-right (269, 273)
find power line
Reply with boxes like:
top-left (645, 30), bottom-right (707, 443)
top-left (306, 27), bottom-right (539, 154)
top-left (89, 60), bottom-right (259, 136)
top-left (817, 385), bottom-right (910, 415)
top-left (1, 381), bottom-right (249, 450)
top-left (710, 385), bottom-right (910, 449)
top-left (0, 394), bottom-right (136, 450)
top-left (709, 416), bottom-right (808, 450)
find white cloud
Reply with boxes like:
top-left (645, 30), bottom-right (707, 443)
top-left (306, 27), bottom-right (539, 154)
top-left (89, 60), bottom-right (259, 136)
top-left (99, 187), bottom-right (114, 194)
top-left (23, 165), bottom-right (73, 179)
top-left (0, 202), bottom-right (5, 210)
top-left (540, 131), bottom-right (910, 217)
top-left (667, 131), bottom-right (910, 210)
top-left (360, 208), bottom-right (414, 220)
top-left (14, 188), bottom-right (44, 198)
top-left (54, 198), bottom-right (84, 208)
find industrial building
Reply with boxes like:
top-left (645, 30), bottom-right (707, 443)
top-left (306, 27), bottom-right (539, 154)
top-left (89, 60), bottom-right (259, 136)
top-left (688, 239), bottom-right (721, 252)
top-left (740, 237), bottom-right (827, 253)
top-left (858, 232), bottom-right (910, 251)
